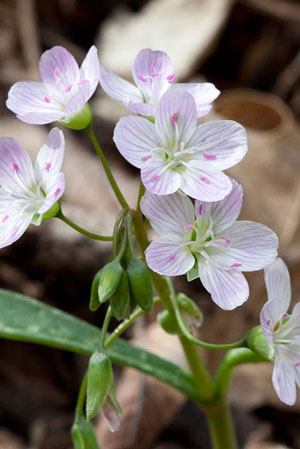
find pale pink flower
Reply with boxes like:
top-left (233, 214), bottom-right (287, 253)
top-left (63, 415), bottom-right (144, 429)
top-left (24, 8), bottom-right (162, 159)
top-left (100, 48), bottom-right (219, 117)
top-left (0, 128), bottom-right (65, 248)
top-left (260, 258), bottom-right (300, 405)
top-left (6, 46), bottom-right (99, 125)
top-left (141, 180), bottom-right (278, 310)
top-left (114, 88), bottom-right (247, 201)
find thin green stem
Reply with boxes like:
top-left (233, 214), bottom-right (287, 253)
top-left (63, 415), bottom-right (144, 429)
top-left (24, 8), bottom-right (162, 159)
top-left (57, 210), bottom-right (112, 241)
top-left (85, 124), bottom-right (128, 209)
top-left (105, 297), bottom-right (161, 349)
top-left (112, 209), bottom-right (128, 258)
top-left (75, 372), bottom-right (88, 418)
top-left (136, 181), bottom-right (145, 214)
top-left (204, 399), bottom-right (238, 449)
top-left (100, 306), bottom-right (113, 348)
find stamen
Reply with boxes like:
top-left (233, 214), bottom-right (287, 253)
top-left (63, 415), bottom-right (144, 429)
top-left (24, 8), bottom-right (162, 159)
top-left (13, 163), bottom-right (19, 172)
top-left (198, 204), bottom-right (204, 215)
top-left (138, 75), bottom-right (147, 82)
top-left (200, 176), bottom-right (210, 183)
top-left (171, 113), bottom-right (179, 125)
top-left (150, 174), bottom-right (159, 182)
top-left (295, 362), bottom-right (300, 368)
top-left (78, 80), bottom-right (87, 85)
top-left (204, 153), bottom-right (216, 160)
top-left (184, 225), bottom-right (194, 231)
top-left (282, 314), bottom-right (289, 320)
top-left (221, 237), bottom-right (231, 244)
top-left (266, 319), bottom-right (271, 326)
top-left (54, 188), bottom-right (61, 197)
top-left (150, 60), bottom-right (156, 72)
top-left (54, 68), bottom-right (60, 79)
top-left (65, 85), bottom-right (72, 92)
top-left (141, 155), bottom-right (152, 162)
top-left (166, 73), bottom-right (175, 83)
top-left (230, 263), bottom-right (241, 268)
top-left (44, 97), bottom-right (50, 103)
top-left (151, 73), bottom-right (159, 78)
top-left (45, 162), bottom-right (51, 171)
top-left (2, 214), bottom-right (8, 223)
top-left (169, 254), bottom-right (176, 260)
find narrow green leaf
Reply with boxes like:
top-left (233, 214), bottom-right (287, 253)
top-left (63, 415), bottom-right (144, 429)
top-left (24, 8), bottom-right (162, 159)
top-left (0, 289), bottom-right (200, 401)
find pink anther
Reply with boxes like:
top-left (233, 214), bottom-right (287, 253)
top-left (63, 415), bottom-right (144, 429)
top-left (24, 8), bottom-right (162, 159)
top-left (2, 214), bottom-right (8, 223)
top-left (12, 162), bottom-right (19, 172)
top-left (198, 204), bottom-right (204, 215)
top-left (150, 60), bottom-right (156, 72)
top-left (221, 237), bottom-right (231, 244)
top-left (45, 162), bottom-right (51, 171)
top-left (200, 176), bottom-right (209, 183)
top-left (78, 80), bottom-right (87, 85)
top-left (169, 254), bottom-right (176, 260)
top-left (54, 68), bottom-right (60, 79)
top-left (171, 112), bottom-right (179, 125)
top-left (151, 73), bottom-right (159, 78)
top-left (230, 263), bottom-right (242, 268)
top-left (166, 73), bottom-right (175, 83)
top-left (141, 155), bottom-right (152, 162)
top-left (204, 153), bottom-right (216, 160)
top-left (150, 174), bottom-right (159, 182)
top-left (65, 85), bottom-right (72, 92)
top-left (44, 97), bottom-right (50, 103)
top-left (54, 188), bottom-right (61, 197)
top-left (138, 75), bottom-right (147, 82)
top-left (295, 362), bottom-right (300, 368)
top-left (184, 225), bottom-right (194, 231)
top-left (266, 319), bottom-right (271, 326)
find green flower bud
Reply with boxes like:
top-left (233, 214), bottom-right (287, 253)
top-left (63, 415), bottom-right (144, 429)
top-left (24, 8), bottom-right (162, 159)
top-left (246, 325), bottom-right (274, 361)
top-left (59, 103), bottom-right (92, 130)
top-left (89, 269), bottom-right (102, 312)
top-left (71, 416), bottom-right (101, 449)
top-left (86, 351), bottom-right (113, 421)
top-left (126, 258), bottom-right (153, 313)
top-left (157, 309), bottom-right (180, 335)
top-left (98, 260), bottom-right (123, 304)
top-left (109, 269), bottom-right (130, 321)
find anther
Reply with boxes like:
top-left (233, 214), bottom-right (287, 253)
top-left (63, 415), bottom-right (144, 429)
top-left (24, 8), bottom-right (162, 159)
top-left (44, 97), bottom-right (50, 103)
top-left (54, 188), bottom-right (61, 197)
top-left (171, 113), bottom-right (179, 125)
top-left (169, 254), bottom-right (176, 260)
top-left (12, 163), bottom-right (19, 172)
top-left (198, 204), bottom-right (204, 215)
top-left (184, 225), bottom-right (194, 231)
top-left (200, 176), bottom-right (210, 183)
top-left (141, 155), bottom-right (152, 162)
top-left (221, 237), bottom-right (231, 244)
top-left (230, 263), bottom-right (241, 268)
top-left (150, 174), bottom-right (159, 182)
top-left (138, 75), bottom-right (147, 82)
top-left (166, 73), bottom-right (175, 83)
top-left (204, 153), bottom-right (216, 160)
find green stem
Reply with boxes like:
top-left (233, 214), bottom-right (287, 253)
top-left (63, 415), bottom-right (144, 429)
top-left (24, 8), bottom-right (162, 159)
top-left (204, 399), bottom-right (238, 449)
top-left (100, 306), bottom-right (112, 348)
top-left (112, 209), bottom-right (128, 258)
top-left (57, 210), bottom-right (112, 241)
top-left (105, 297), bottom-right (161, 348)
top-left (85, 124), bottom-right (128, 209)
top-left (136, 181), bottom-right (145, 214)
top-left (75, 372), bottom-right (88, 418)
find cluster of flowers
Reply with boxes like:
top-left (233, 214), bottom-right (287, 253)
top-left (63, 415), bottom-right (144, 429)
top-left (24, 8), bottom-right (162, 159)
top-left (2, 45), bottom-right (300, 406)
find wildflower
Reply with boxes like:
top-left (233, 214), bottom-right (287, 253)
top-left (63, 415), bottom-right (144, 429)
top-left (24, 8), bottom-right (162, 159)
top-left (114, 88), bottom-right (247, 200)
top-left (260, 258), bottom-right (300, 405)
top-left (0, 128), bottom-right (65, 248)
top-left (140, 180), bottom-right (278, 309)
top-left (6, 46), bottom-right (99, 127)
top-left (100, 48), bottom-right (219, 117)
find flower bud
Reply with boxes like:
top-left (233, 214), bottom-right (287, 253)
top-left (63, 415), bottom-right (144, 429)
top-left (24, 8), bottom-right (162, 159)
top-left (126, 258), bottom-right (153, 313)
top-left (60, 103), bottom-right (92, 130)
top-left (98, 260), bottom-right (123, 304)
top-left (246, 325), bottom-right (274, 361)
top-left (71, 415), bottom-right (101, 449)
top-left (157, 309), bottom-right (179, 335)
top-left (109, 269), bottom-right (130, 321)
top-left (89, 269), bottom-right (102, 311)
top-left (86, 351), bottom-right (113, 421)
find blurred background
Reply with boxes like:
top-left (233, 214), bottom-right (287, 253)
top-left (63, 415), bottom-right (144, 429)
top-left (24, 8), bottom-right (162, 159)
top-left (0, 0), bottom-right (300, 448)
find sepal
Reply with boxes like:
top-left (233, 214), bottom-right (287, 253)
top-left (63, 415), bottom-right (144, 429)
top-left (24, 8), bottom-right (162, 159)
top-left (246, 325), bottom-right (274, 361)
top-left (71, 415), bottom-right (101, 449)
top-left (60, 103), bottom-right (92, 130)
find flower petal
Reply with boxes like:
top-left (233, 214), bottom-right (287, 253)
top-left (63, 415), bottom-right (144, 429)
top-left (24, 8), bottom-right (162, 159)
top-left (0, 138), bottom-right (34, 191)
top-left (187, 120), bottom-right (247, 171)
top-left (0, 209), bottom-right (32, 249)
top-left (80, 46), bottom-right (100, 97)
top-left (195, 178), bottom-right (243, 234)
top-left (171, 82), bottom-right (220, 117)
top-left (113, 116), bottom-right (158, 168)
top-left (99, 65), bottom-right (142, 103)
top-left (155, 89), bottom-right (197, 148)
top-left (224, 221), bottom-right (278, 272)
top-left (6, 81), bottom-right (63, 124)
top-left (264, 258), bottom-right (291, 309)
top-left (34, 128), bottom-right (65, 185)
top-left (260, 298), bottom-right (282, 343)
top-left (63, 81), bottom-right (91, 116)
top-left (39, 46), bottom-right (80, 90)
top-left (198, 262), bottom-right (249, 310)
top-left (145, 236), bottom-right (195, 276)
top-left (125, 100), bottom-right (156, 116)
top-left (38, 172), bottom-right (65, 214)
top-left (141, 154), bottom-right (181, 195)
top-left (132, 49), bottom-right (174, 101)
top-left (180, 165), bottom-right (232, 201)
top-left (272, 356), bottom-right (296, 405)
top-left (140, 191), bottom-right (195, 236)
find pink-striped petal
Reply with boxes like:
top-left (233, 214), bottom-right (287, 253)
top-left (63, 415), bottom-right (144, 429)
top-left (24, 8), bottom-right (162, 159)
top-left (260, 298), bottom-right (282, 343)
top-left (64, 81), bottom-right (91, 116)
top-left (99, 65), bottom-right (142, 103)
top-left (34, 128), bottom-right (65, 185)
top-left (187, 120), bottom-right (247, 171)
top-left (80, 46), bottom-right (100, 97)
top-left (198, 262), bottom-right (249, 310)
top-left (180, 165), bottom-right (232, 201)
top-left (140, 191), bottom-right (195, 236)
top-left (0, 138), bottom-right (34, 190)
top-left (171, 82), bottom-right (220, 117)
top-left (155, 89), bottom-right (197, 148)
top-left (141, 154), bottom-right (181, 195)
top-left (125, 100), bottom-right (156, 116)
top-left (113, 116), bottom-right (158, 168)
top-left (145, 236), bottom-right (195, 276)
top-left (132, 49), bottom-right (173, 101)
top-left (264, 258), bottom-right (291, 308)
top-left (38, 172), bottom-right (65, 214)
top-left (272, 356), bottom-right (296, 405)
top-left (6, 81), bottom-right (63, 124)
top-left (39, 46), bottom-right (80, 91)
top-left (0, 210), bottom-right (32, 249)
top-left (224, 221), bottom-right (278, 272)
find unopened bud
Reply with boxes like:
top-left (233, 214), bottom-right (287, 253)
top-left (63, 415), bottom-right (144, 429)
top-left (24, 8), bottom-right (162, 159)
top-left (126, 258), bottom-right (153, 313)
top-left (109, 269), bottom-right (130, 321)
top-left (89, 269), bottom-right (102, 311)
top-left (71, 416), bottom-right (100, 449)
top-left (98, 260), bottom-right (123, 304)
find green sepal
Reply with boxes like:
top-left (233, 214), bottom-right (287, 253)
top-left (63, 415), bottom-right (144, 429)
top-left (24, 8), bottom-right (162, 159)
top-left (98, 260), bottom-right (123, 304)
top-left (109, 269), bottom-right (130, 321)
top-left (187, 264), bottom-right (198, 282)
top-left (158, 309), bottom-right (179, 335)
top-left (71, 415), bottom-right (101, 449)
top-left (42, 201), bottom-right (61, 221)
top-left (59, 103), bottom-right (92, 130)
top-left (86, 350), bottom-right (113, 421)
top-left (246, 325), bottom-right (274, 361)
top-left (89, 270), bottom-right (102, 312)
top-left (126, 258), bottom-right (153, 313)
